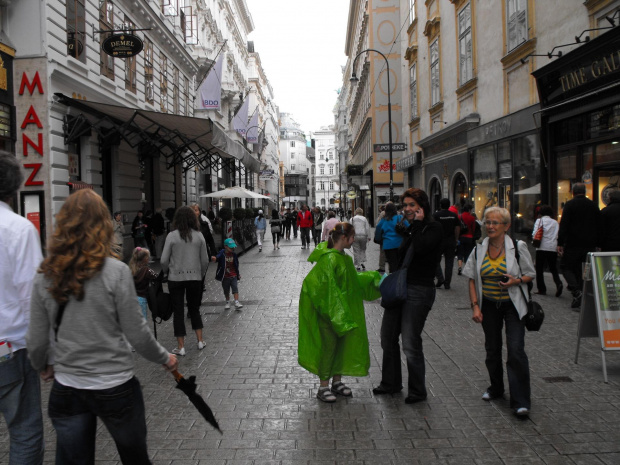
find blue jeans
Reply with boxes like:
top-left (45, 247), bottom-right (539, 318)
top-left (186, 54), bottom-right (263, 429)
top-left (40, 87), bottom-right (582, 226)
top-left (137, 296), bottom-right (148, 320)
top-left (222, 276), bottom-right (239, 296)
top-left (49, 376), bottom-right (150, 464)
top-left (481, 299), bottom-right (531, 409)
top-left (379, 285), bottom-right (436, 399)
top-left (0, 349), bottom-right (44, 465)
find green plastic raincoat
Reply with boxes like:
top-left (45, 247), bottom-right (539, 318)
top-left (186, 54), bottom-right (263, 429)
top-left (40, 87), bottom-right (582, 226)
top-left (298, 242), bottom-right (382, 380)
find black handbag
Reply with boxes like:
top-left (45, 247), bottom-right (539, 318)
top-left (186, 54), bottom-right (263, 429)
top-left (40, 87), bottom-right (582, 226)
top-left (512, 238), bottom-right (544, 331)
top-left (379, 241), bottom-right (414, 309)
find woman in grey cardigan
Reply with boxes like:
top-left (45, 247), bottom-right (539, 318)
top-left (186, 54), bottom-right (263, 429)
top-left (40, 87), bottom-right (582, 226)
top-left (160, 206), bottom-right (209, 356)
top-left (27, 189), bottom-right (177, 464)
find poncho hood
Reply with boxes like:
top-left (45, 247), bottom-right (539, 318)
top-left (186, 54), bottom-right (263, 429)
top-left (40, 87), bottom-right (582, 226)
top-left (307, 241), bottom-right (341, 263)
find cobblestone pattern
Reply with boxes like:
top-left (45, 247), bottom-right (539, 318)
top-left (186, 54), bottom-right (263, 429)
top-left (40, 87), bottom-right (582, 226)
top-left (1, 232), bottom-right (620, 464)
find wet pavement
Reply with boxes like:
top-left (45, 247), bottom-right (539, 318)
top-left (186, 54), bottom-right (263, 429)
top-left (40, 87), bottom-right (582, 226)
top-left (2, 231), bottom-right (620, 464)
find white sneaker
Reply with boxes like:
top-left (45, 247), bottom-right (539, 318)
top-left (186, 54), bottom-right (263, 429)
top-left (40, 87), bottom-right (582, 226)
top-left (515, 407), bottom-right (530, 417)
top-left (225, 301), bottom-right (231, 310)
top-left (197, 341), bottom-right (205, 350)
top-left (172, 347), bottom-right (185, 356)
top-left (234, 301), bottom-right (243, 309)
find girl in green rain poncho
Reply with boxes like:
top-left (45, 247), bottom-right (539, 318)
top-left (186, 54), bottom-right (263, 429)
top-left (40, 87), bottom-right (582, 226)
top-left (298, 222), bottom-right (382, 402)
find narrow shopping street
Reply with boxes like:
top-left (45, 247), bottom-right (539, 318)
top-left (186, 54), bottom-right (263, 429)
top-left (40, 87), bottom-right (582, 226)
top-left (3, 236), bottom-right (619, 465)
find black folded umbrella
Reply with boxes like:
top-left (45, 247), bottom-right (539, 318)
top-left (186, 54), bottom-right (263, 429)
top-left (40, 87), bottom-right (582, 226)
top-left (172, 370), bottom-right (222, 434)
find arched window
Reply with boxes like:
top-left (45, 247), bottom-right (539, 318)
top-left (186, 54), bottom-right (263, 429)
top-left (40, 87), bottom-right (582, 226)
top-left (452, 172), bottom-right (468, 210)
top-left (429, 177), bottom-right (442, 212)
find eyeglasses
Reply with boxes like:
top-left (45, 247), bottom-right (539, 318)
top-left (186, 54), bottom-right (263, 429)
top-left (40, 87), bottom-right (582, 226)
top-left (484, 221), bottom-right (507, 226)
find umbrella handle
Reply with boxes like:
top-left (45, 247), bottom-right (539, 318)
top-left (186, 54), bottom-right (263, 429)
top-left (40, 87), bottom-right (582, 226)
top-left (171, 370), bottom-right (183, 382)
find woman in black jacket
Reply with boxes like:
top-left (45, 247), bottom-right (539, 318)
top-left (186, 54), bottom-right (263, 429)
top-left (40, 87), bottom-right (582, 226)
top-left (192, 203), bottom-right (216, 257)
top-left (373, 188), bottom-right (443, 404)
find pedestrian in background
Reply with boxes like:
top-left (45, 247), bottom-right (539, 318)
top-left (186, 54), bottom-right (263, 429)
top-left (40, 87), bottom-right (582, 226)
top-left (0, 151), bottom-right (44, 465)
top-left (457, 203), bottom-right (476, 275)
top-left (283, 207), bottom-right (294, 240)
top-left (600, 190), bottom-right (620, 252)
top-left (351, 207), bottom-right (371, 270)
top-left (531, 205), bottom-right (563, 297)
top-left (129, 247), bottom-right (159, 320)
top-left (311, 207), bottom-right (324, 247)
top-left (131, 211), bottom-right (148, 249)
top-left (270, 209), bottom-right (283, 250)
top-left (161, 206), bottom-right (209, 356)
top-left (298, 222), bottom-right (381, 402)
top-left (254, 209), bottom-right (266, 252)
top-left (297, 204), bottom-right (313, 249)
top-left (557, 182), bottom-right (600, 309)
top-left (464, 206), bottom-right (535, 417)
top-left (376, 205), bottom-right (387, 273)
top-left (433, 198), bottom-right (460, 290)
top-left (374, 202), bottom-right (404, 273)
top-left (151, 207), bottom-right (166, 260)
top-left (373, 188), bottom-right (442, 404)
top-left (27, 189), bottom-right (177, 464)
top-left (291, 207), bottom-right (299, 238)
top-left (213, 238), bottom-right (244, 311)
top-left (113, 211), bottom-right (124, 255)
top-left (322, 210), bottom-right (339, 241)
top-left (192, 203), bottom-right (216, 258)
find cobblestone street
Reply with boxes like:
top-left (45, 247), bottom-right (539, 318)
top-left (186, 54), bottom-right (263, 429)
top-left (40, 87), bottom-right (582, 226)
top-left (2, 233), bottom-right (620, 464)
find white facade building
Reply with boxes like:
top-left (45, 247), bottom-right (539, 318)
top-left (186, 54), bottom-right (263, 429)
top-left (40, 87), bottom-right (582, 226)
top-left (279, 112), bottom-right (309, 207)
top-left (312, 127), bottom-right (339, 210)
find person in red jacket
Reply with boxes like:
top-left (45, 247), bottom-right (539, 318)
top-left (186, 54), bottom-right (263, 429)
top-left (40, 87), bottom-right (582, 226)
top-left (297, 204), bottom-right (314, 249)
top-left (457, 203), bottom-right (477, 275)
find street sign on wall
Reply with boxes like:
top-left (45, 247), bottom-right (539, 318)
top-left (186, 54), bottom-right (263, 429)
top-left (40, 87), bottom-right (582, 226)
top-left (373, 143), bottom-right (407, 152)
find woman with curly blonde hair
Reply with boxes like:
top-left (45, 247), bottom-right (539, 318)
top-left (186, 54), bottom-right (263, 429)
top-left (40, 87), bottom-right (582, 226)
top-left (27, 189), bottom-right (178, 464)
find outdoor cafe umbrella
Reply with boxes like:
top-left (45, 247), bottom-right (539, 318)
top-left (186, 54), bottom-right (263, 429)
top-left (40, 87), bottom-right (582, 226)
top-left (199, 186), bottom-right (270, 199)
top-left (172, 370), bottom-right (222, 434)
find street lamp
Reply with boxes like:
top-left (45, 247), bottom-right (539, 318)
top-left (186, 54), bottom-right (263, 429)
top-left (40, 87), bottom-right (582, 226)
top-left (350, 48), bottom-right (394, 202)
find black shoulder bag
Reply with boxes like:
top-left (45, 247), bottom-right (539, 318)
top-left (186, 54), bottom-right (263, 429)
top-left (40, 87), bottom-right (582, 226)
top-left (379, 235), bottom-right (415, 309)
top-left (511, 238), bottom-right (545, 331)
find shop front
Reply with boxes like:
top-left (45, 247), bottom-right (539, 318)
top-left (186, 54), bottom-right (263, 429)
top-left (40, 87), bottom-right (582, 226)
top-left (417, 114), bottom-right (479, 212)
top-left (467, 105), bottom-right (542, 242)
top-left (533, 26), bottom-right (620, 219)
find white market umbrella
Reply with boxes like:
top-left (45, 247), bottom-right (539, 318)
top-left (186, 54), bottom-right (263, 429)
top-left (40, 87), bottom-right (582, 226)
top-left (199, 186), bottom-right (270, 199)
top-left (513, 183), bottom-right (541, 195)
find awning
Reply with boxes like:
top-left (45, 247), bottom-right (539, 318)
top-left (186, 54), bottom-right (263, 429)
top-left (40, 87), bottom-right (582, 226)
top-left (54, 94), bottom-right (260, 173)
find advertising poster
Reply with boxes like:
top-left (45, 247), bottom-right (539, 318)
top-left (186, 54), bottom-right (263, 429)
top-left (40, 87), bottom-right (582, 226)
top-left (592, 254), bottom-right (620, 349)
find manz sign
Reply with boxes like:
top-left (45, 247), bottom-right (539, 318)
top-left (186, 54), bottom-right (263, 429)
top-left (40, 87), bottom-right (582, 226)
top-left (102, 33), bottom-right (144, 58)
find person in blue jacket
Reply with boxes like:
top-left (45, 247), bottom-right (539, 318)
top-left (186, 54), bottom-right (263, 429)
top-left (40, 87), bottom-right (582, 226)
top-left (374, 202), bottom-right (404, 273)
top-left (254, 210), bottom-right (267, 252)
top-left (212, 238), bottom-right (243, 310)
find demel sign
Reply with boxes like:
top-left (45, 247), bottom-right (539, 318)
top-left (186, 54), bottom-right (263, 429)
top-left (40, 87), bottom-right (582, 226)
top-left (102, 33), bottom-right (143, 58)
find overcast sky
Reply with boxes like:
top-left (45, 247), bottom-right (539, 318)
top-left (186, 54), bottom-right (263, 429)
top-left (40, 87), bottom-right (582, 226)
top-left (244, 0), bottom-right (350, 134)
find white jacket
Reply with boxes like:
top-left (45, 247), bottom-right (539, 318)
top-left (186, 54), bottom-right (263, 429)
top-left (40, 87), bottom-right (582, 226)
top-left (462, 235), bottom-right (536, 319)
top-left (351, 214), bottom-right (370, 237)
top-left (532, 216), bottom-right (559, 252)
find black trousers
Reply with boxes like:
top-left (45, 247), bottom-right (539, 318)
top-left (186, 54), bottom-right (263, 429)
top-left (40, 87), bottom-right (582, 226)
top-left (561, 247), bottom-right (592, 295)
top-left (535, 250), bottom-right (562, 294)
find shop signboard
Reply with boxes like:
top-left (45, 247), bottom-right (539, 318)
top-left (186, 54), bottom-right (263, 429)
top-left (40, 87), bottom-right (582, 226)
top-left (575, 252), bottom-right (620, 382)
top-left (102, 33), bottom-right (144, 58)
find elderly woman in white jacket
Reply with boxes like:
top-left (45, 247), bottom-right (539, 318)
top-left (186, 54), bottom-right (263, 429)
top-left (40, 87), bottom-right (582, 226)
top-left (463, 207), bottom-right (535, 417)
top-left (350, 207), bottom-right (371, 270)
top-left (531, 204), bottom-right (563, 297)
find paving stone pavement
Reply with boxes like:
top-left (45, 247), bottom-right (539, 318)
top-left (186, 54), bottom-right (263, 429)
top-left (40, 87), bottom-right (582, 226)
top-left (2, 231), bottom-right (620, 464)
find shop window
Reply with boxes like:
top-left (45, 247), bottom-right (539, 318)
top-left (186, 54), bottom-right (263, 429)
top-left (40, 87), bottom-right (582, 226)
top-left (587, 103), bottom-right (620, 140)
top-left (429, 177), bottom-right (442, 212)
top-left (598, 169), bottom-right (620, 209)
top-left (551, 115), bottom-right (584, 146)
top-left (597, 141), bottom-right (620, 165)
top-left (430, 40), bottom-right (440, 106)
top-left (472, 145), bottom-right (497, 220)
top-left (452, 172), bottom-right (468, 210)
top-left (498, 141), bottom-right (512, 180)
top-left (506, 0), bottom-right (527, 52)
top-left (458, 3), bottom-right (473, 85)
top-left (124, 16), bottom-right (137, 93)
top-left (99, 0), bottom-right (114, 79)
top-left (556, 149), bottom-right (577, 220)
top-left (513, 135), bottom-right (541, 234)
top-left (67, 0), bottom-right (86, 63)
top-left (583, 146), bottom-right (594, 201)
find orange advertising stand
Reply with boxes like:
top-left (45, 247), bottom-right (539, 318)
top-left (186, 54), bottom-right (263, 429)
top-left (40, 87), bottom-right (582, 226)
top-left (575, 252), bottom-right (620, 383)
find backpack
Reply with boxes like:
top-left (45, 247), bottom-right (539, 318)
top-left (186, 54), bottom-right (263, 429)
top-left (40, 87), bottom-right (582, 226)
top-left (146, 270), bottom-right (173, 339)
top-left (472, 221), bottom-right (482, 241)
top-left (459, 216), bottom-right (468, 235)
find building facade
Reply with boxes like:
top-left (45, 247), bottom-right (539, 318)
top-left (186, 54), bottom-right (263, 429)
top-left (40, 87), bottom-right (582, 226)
top-left (312, 126), bottom-right (340, 211)
top-left (279, 112), bottom-right (309, 208)
top-left (4, 0), bottom-right (266, 253)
